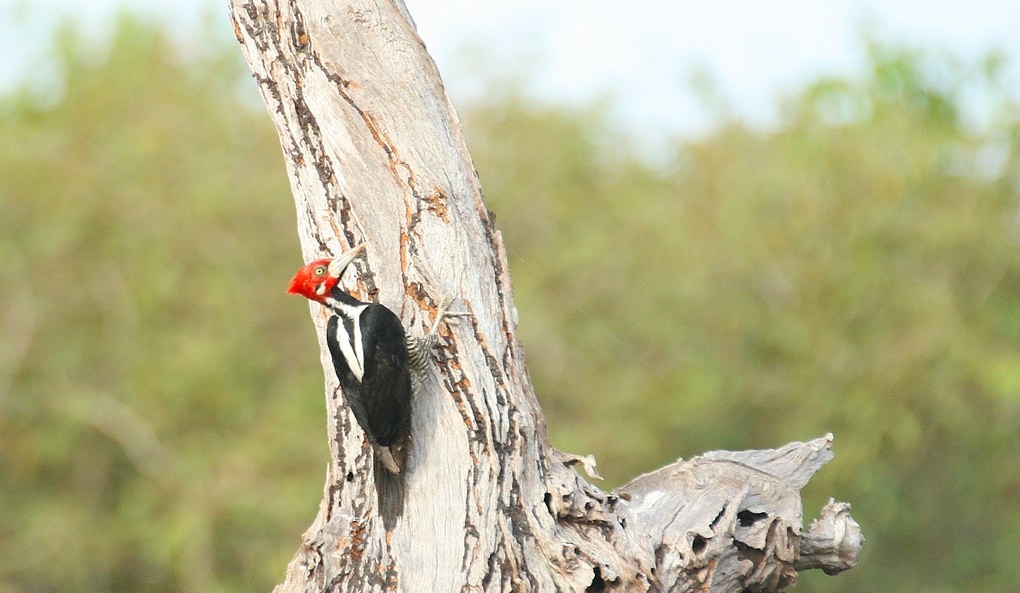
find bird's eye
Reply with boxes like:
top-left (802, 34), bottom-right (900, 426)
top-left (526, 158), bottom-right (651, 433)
top-left (313, 266), bottom-right (327, 277)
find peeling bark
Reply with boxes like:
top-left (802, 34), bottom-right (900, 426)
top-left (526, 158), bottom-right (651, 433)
top-left (228, 1), bottom-right (864, 591)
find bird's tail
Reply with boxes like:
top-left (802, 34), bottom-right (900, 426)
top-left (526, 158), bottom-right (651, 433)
top-left (374, 452), bottom-right (404, 530)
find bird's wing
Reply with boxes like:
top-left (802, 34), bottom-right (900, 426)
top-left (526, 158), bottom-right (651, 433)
top-left (358, 304), bottom-right (413, 447)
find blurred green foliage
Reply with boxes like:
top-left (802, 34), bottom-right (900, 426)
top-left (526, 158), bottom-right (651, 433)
top-left (0, 14), bottom-right (325, 593)
top-left (1, 11), bottom-right (1018, 593)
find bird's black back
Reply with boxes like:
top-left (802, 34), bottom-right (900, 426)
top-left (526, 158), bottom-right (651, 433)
top-left (326, 303), bottom-right (412, 448)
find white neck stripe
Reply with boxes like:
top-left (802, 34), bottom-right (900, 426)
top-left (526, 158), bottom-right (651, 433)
top-left (326, 299), bottom-right (369, 381)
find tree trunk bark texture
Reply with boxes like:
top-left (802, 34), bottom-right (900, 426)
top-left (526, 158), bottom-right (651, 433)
top-left (228, 1), bottom-right (864, 591)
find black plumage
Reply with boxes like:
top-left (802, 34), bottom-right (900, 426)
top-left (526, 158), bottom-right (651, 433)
top-left (325, 298), bottom-right (412, 452)
top-left (323, 288), bottom-right (412, 527)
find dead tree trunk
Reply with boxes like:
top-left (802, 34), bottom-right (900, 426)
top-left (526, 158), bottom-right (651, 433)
top-left (228, 1), bottom-right (864, 591)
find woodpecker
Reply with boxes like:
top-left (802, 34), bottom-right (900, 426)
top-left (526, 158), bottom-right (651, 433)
top-left (287, 243), bottom-right (445, 524)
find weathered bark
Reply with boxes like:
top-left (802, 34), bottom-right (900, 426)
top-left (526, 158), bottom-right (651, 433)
top-left (228, 1), bottom-right (864, 591)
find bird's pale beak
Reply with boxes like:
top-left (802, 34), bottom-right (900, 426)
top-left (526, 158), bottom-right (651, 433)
top-left (328, 242), bottom-right (367, 277)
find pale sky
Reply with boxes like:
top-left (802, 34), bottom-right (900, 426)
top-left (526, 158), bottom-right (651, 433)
top-left (5, 0), bottom-right (1019, 140)
top-left (409, 0), bottom-right (1020, 138)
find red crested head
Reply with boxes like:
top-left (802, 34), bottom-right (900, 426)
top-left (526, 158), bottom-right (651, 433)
top-left (287, 244), bottom-right (366, 304)
top-left (287, 258), bottom-right (337, 303)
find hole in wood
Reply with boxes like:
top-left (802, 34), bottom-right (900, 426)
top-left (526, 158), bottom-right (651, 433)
top-left (709, 507), bottom-right (726, 529)
top-left (737, 509), bottom-right (769, 527)
top-left (586, 565), bottom-right (606, 593)
top-left (692, 535), bottom-right (708, 555)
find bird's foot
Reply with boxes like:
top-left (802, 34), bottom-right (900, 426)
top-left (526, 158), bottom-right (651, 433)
top-left (408, 298), bottom-right (470, 373)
